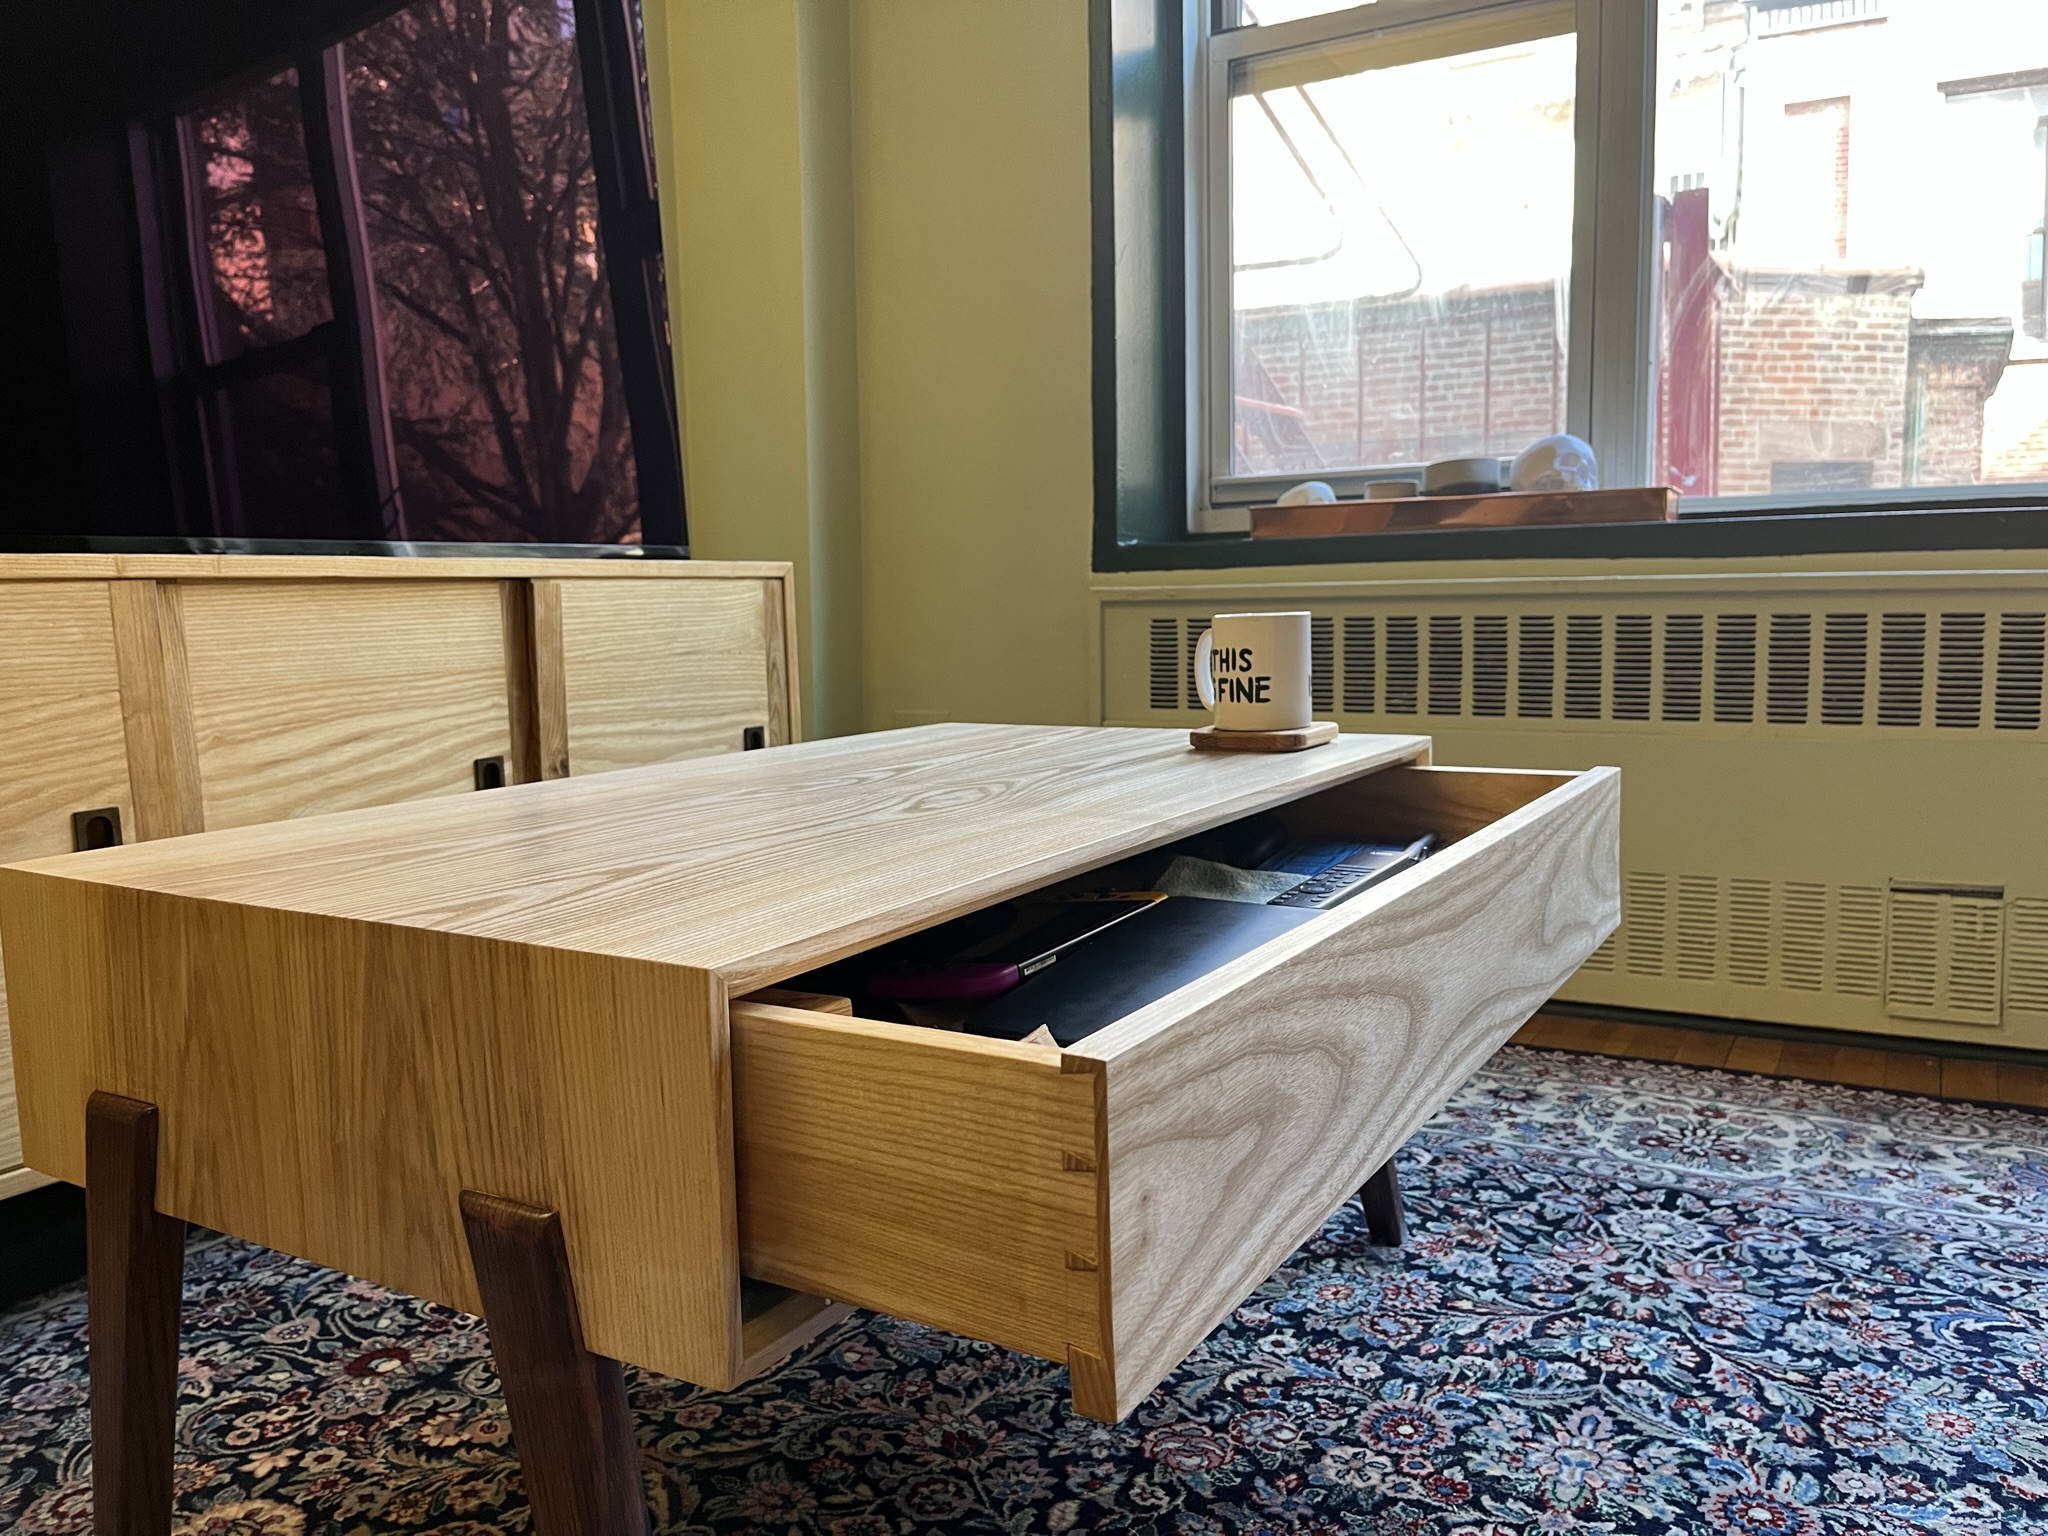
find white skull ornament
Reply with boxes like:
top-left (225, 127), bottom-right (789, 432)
top-left (1509, 434), bottom-right (1599, 493)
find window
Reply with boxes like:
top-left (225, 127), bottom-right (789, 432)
top-left (1094, 0), bottom-right (2048, 557)
top-left (1211, 4), bottom-right (1576, 502)
top-left (137, 0), bottom-right (680, 545)
top-left (1657, 1), bottom-right (2048, 505)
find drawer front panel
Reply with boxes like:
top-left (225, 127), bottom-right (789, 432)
top-left (180, 581), bottom-right (514, 829)
top-left (1074, 766), bottom-right (1620, 1419)
top-left (556, 579), bottom-right (779, 776)
top-left (732, 1003), bottom-right (1103, 1367)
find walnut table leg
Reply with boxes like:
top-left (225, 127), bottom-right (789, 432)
top-left (86, 1090), bottom-right (187, 1536)
top-left (459, 1191), bottom-right (649, 1536)
top-left (1360, 1157), bottom-right (1406, 1248)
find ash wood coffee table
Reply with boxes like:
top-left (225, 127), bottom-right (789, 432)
top-left (0, 724), bottom-right (1617, 1535)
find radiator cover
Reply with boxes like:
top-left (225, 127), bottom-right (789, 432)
top-left (1099, 563), bottom-right (2048, 1049)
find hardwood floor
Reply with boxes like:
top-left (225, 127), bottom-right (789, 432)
top-left (1513, 1013), bottom-right (2048, 1111)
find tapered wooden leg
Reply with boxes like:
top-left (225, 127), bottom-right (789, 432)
top-left (86, 1091), bottom-right (186, 1536)
top-left (460, 1191), bottom-right (649, 1536)
top-left (1360, 1157), bottom-right (1406, 1248)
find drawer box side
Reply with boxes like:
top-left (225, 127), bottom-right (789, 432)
top-left (1082, 766), bottom-right (1620, 1419)
top-left (731, 1002), bottom-right (1105, 1366)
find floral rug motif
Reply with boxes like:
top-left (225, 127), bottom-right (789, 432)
top-left (5, 1046), bottom-right (2048, 1535)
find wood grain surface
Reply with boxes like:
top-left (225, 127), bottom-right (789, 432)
top-left (555, 578), bottom-right (776, 775)
top-left (178, 580), bottom-right (516, 829)
top-left (108, 581), bottom-right (204, 840)
top-left (0, 554), bottom-right (800, 1198)
top-left (0, 582), bottom-right (134, 1179)
top-left (530, 579), bottom-right (573, 780)
top-left (0, 554), bottom-right (795, 583)
top-left (1249, 486), bottom-right (1679, 538)
top-left (459, 1192), bottom-right (650, 1536)
top-left (1068, 766), bottom-right (1620, 1418)
top-left (2, 881), bottom-right (742, 1388)
top-left (1189, 722), bottom-right (1339, 753)
top-left (1283, 764), bottom-right (1579, 844)
top-left (731, 1001), bottom-right (1103, 1364)
top-left (86, 1091), bottom-right (187, 1536)
top-left (3, 726), bottom-right (1430, 995)
top-left (737, 1290), bottom-right (854, 1380)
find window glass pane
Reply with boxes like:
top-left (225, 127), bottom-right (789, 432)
top-left (1655, 0), bottom-right (2048, 499)
top-left (184, 68), bottom-right (333, 358)
top-left (347, 0), bottom-right (640, 544)
top-left (1228, 29), bottom-right (1576, 479)
top-left (179, 69), bottom-right (352, 536)
top-left (209, 352), bottom-right (351, 536)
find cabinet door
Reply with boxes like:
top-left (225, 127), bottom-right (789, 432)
top-left (180, 581), bottom-right (518, 830)
top-left (0, 582), bottom-right (135, 1190)
top-left (552, 578), bottom-right (787, 777)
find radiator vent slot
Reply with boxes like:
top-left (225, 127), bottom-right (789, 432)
top-left (1878, 612), bottom-right (1926, 726)
top-left (1565, 615), bottom-right (1604, 719)
top-left (2008, 899), bottom-right (2048, 1019)
top-left (1183, 618), bottom-right (1211, 711)
top-left (1727, 878), bottom-right (1772, 985)
top-left (1715, 614), bottom-right (1757, 723)
top-left (1580, 930), bottom-right (1618, 973)
top-left (1472, 615), bottom-right (1509, 717)
top-left (1624, 871), bottom-right (1668, 975)
top-left (1936, 613), bottom-right (1986, 729)
top-left (1834, 886), bottom-right (1885, 998)
top-left (1342, 616), bottom-right (1377, 713)
top-left (1518, 615), bottom-right (1555, 718)
top-left (1662, 614), bottom-right (1704, 721)
top-left (1428, 615), bottom-right (1464, 715)
top-left (1148, 618), bottom-right (1180, 710)
top-left (1385, 617), bottom-right (1420, 714)
top-left (1997, 613), bottom-right (2045, 730)
top-left (1613, 615), bottom-right (1653, 721)
top-left (1886, 885), bottom-right (2004, 1027)
top-left (1821, 613), bottom-right (1868, 725)
top-left (1674, 874), bottom-right (1719, 981)
top-left (1778, 881), bottom-right (1827, 991)
top-left (1766, 614), bottom-right (1812, 725)
top-left (1311, 616), bottom-right (1334, 714)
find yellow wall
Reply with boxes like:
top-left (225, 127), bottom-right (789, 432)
top-left (652, 0), bottom-right (1098, 734)
top-left (848, 2), bottom-right (1097, 729)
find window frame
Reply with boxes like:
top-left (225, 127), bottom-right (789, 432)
top-left (1090, 0), bottom-right (2048, 567)
top-left (1198, 0), bottom-right (1590, 521)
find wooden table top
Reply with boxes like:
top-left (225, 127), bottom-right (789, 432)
top-left (6, 723), bottom-right (1428, 991)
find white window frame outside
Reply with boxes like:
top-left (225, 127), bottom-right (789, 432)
top-left (1190, 0), bottom-right (1655, 532)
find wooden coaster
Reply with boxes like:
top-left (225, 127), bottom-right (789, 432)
top-left (1189, 721), bottom-right (1339, 753)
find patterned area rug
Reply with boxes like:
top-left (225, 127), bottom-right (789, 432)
top-left (6, 1046), bottom-right (2048, 1535)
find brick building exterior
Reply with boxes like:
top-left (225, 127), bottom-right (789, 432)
top-left (1232, 285), bottom-right (1566, 475)
top-left (1236, 265), bottom-right (2025, 492)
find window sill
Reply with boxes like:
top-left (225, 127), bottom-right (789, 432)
top-left (1101, 503), bottom-right (2048, 573)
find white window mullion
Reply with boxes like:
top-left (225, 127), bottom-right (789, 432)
top-left (1569, 0), bottom-right (1658, 489)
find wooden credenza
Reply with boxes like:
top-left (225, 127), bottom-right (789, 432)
top-left (0, 553), bottom-right (799, 1200)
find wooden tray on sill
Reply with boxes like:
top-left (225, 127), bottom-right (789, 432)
top-left (1249, 486), bottom-right (1679, 539)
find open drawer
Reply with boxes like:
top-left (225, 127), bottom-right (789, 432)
top-left (731, 762), bottom-right (1619, 1421)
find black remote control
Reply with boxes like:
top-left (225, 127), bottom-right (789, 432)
top-left (1267, 835), bottom-right (1437, 909)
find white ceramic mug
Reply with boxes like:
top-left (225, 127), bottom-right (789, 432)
top-left (1195, 611), bottom-right (1313, 732)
